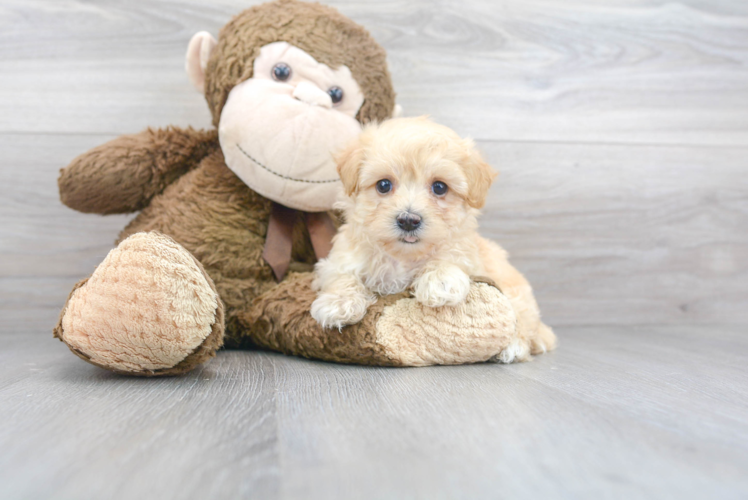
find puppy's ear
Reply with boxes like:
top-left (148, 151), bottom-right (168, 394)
top-left (462, 140), bottom-right (497, 209)
top-left (336, 138), bottom-right (365, 197)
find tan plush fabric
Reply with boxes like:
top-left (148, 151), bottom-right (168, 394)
top-left (217, 41), bottom-right (367, 212)
top-left (205, 0), bottom-right (396, 126)
top-left (374, 282), bottom-right (518, 366)
top-left (56, 233), bottom-right (222, 373)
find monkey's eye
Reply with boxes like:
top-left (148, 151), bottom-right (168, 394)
top-left (376, 179), bottom-right (392, 194)
top-left (328, 86), bottom-right (344, 105)
top-left (432, 181), bottom-right (448, 196)
top-left (272, 63), bottom-right (292, 82)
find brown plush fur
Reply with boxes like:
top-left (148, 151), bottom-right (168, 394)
top-left (59, 127), bottom-right (218, 215)
top-left (205, 0), bottom-right (395, 126)
top-left (243, 273), bottom-right (519, 366)
top-left (115, 144), bottom-right (316, 346)
top-left (57, 0), bottom-right (394, 358)
top-left (244, 272), bottom-right (405, 365)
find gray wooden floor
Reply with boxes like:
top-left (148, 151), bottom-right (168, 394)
top-left (2, 326), bottom-right (747, 499)
top-left (1, 0), bottom-right (747, 498)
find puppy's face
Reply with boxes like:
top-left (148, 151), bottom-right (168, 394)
top-left (336, 117), bottom-right (497, 258)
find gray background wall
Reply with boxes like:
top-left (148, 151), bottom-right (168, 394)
top-left (2, 0), bottom-right (746, 332)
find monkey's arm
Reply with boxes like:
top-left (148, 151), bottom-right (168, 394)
top-left (59, 126), bottom-right (218, 214)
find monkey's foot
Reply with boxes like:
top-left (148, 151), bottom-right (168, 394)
top-left (245, 274), bottom-right (520, 366)
top-left (54, 232), bottom-right (224, 376)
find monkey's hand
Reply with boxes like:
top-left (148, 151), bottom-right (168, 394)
top-left (58, 126), bottom-right (217, 214)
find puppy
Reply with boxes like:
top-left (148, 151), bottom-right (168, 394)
top-left (311, 117), bottom-right (556, 362)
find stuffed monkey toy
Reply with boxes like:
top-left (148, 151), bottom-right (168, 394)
top-left (54, 0), bottom-right (533, 376)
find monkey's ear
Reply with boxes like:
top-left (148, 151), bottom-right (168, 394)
top-left (462, 140), bottom-right (498, 209)
top-left (336, 139), bottom-right (366, 197)
top-left (186, 31), bottom-right (218, 93)
top-left (392, 104), bottom-right (403, 118)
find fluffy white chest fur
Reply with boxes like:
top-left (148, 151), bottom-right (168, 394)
top-left (358, 234), bottom-right (487, 296)
top-left (361, 249), bottom-right (419, 295)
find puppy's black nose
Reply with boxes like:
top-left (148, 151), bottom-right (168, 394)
top-left (396, 212), bottom-right (422, 232)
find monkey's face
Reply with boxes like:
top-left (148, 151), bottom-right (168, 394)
top-left (217, 42), bottom-right (364, 212)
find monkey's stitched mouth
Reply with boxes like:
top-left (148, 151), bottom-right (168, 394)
top-left (236, 143), bottom-right (341, 184)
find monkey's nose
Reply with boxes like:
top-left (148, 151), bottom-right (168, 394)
top-left (396, 212), bottom-right (422, 232)
top-left (293, 81), bottom-right (332, 108)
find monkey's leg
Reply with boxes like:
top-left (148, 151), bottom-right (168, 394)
top-left (54, 232), bottom-right (224, 376)
top-left (241, 274), bottom-right (520, 367)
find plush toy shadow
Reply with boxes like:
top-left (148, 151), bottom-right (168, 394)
top-left (53, 0), bottom-right (545, 376)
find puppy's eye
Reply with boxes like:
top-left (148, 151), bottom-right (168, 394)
top-left (328, 86), bottom-right (344, 105)
top-left (376, 179), bottom-right (392, 194)
top-left (272, 63), bottom-right (292, 81)
top-left (432, 181), bottom-right (448, 196)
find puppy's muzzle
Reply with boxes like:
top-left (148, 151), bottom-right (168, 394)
top-left (396, 212), bottom-right (422, 232)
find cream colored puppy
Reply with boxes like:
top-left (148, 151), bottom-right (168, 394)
top-left (311, 116), bottom-right (556, 362)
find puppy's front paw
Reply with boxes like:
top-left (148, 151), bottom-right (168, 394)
top-left (311, 292), bottom-right (374, 330)
top-left (413, 266), bottom-right (471, 307)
